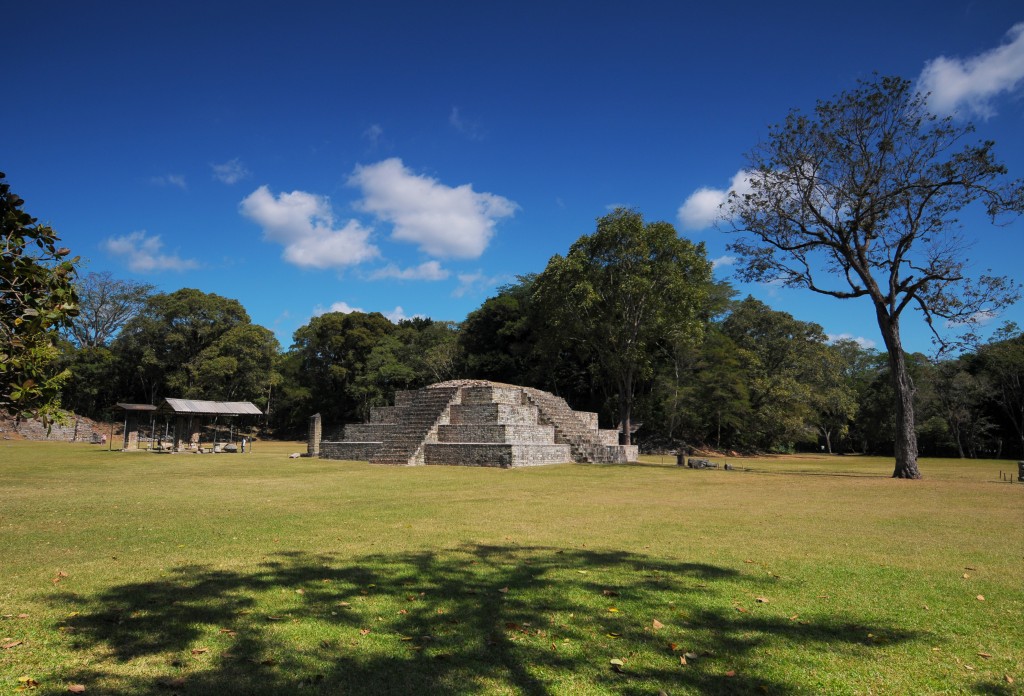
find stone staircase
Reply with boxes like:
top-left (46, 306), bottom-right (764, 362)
top-left (367, 386), bottom-right (461, 465)
top-left (521, 387), bottom-right (634, 463)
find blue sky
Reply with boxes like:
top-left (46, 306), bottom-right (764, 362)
top-left (5, 1), bottom-right (1024, 354)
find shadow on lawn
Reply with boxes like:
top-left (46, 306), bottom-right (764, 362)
top-left (50, 546), bottom-right (919, 695)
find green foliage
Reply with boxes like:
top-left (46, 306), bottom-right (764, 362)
top-left (533, 208), bottom-right (713, 443)
top-left (112, 288), bottom-right (271, 406)
top-left (0, 173), bottom-right (79, 424)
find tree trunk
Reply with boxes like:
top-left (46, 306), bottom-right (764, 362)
top-left (876, 308), bottom-right (922, 479)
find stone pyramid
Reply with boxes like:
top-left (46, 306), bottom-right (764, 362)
top-left (316, 380), bottom-right (637, 467)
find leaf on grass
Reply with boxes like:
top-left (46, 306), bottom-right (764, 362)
top-left (977, 652), bottom-right (992, 659)
top-left (964, 566), bottom-right (976, 571)
top-left (668, 642), bottom-right (678, 651)
top-left (191, 647), bottom-right (209, 655)
top-left (609, 658), bottom-right (624, 673)
top-left (336, 602), bottom-right (351, 607)
top-left (744, 559), bottom-right (755, 564)
top-left (788, 615), bottom-right (799, 621)
top-left (726, 670), bottom-right (737, 677)
top-left (3, 640), bottom-right (24, 649)
top-left (498, 587), bottom-right (509, 594)
top-left (962, 573), bottom-right (971, 579)
top-left (295, 589), bottom-right (305, 595)
top-left (607, 632), bottom-right (621, 638)
top-left (398, 609), bottom-right (408, 615)
top-left (976, 595), bottom-right (985, 601)
top-left (577, 570), bottom-right (588, 574)
top-left (736, 607), bottom-right (748, 613)
top-left (1005, 675), bottom-right (1014, 684)
top-left (602, 589), bottom-right (620, 597)
top-left (359, 629), bottom-right (370, 636)
top-left (684, 652), bottom-right (699, 660)
top-left (607, 607), bottom-right (619, 613)
top-left (67, 686), bottom-right (86, 694)
top-left (17, 614), bottom-right (29, 619)
top-left (652, 619), bottom-right (664, 629)
top-left (679, 654), bottom-right (687, 665)
top-left (266, 616), bottom-right (284, 621)
top-left (755, 597), bottom-right (769, 603)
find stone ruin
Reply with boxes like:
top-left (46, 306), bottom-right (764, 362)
top-left (311, 380), bottom-right (638, 467)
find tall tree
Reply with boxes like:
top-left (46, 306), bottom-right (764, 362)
top-left (66, 271), bottom-right (153, 347)
top-left (727, 76), bottom-right (1023, 478)
top-left (113, 289), bottom-right (250, 403)
top-left (0, 173), bottom-right (79, 424)
top-left (533, 208), bottom-right (712, 445)
top-left (975, 323), bottom-right (1024, 458)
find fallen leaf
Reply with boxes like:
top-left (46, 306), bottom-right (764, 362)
top-left (266, 616), bottom-right (284, 621)
top-left (602, 589), bottom-right (620, 597)
top-left (295, 589), bottom-right (305, 595)
top-left (652, 619), bottom-right (664, 629)
top-left (191, 647), bottom-right (209, 655)
top-left (978, 652), bottom-right (992, 659)
top-left (17, 614), bottom-right (29, 619)
top-left (359, 629), bottom-right (370, 636)
top-left (962, 573), bottom-right (971, 579)
top-left (744, 559), bottom-right (755, 564)
top-left (498, 587), bottom-right (509, 594)
top-left (609, 658), bottom-right (624, 673)
top-left (67, 686), bottom-right (86, 694)
top-left (976, 595), bottom-right (985, 601)
top-left (726, 670), bottom-right (737, 677)
top-left (736, 606), bottom-right (748, 613)
top-left (964, 566), bottom-right (976, 571)
top-left (755, 597), bottom-right (769, 603)
top-left (3, 640), bottom-right (24, 649)
top-left (789, 614), bottom-right (799, 621)
top-left (684, 652), bottom-right (699, 660)
top-left (1005, 675), bottom-right (1014, 684)
top-left (398, 609), bottom-right (408, 615)
top-left (607, 632), bottom-right (621, 638)
top-left (577, 570), bottom-right (588, 574)
top-left (607, 607), bottom-right (619, 613)
top-left (336, 602), bottom-right (351, 607)
top-left (679, 654), bottom-right (687, 665)
top-left (965, 665), bottom-right (975, 671)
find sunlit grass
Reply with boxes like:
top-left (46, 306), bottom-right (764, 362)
top-left (1, 441), bottom-right (1020, 694)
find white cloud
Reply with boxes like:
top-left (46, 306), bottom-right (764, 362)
top-left (212, 158), bottom-right (250, 185)
top-left (348, 158), bottom-right (517, 259)
top-left (918, 23), bottom-right (1024, 118)
top-left (240, 185), bottom-right (379, 269)
top-left (384, 306), bottom-right (426, 323)
top-left (364, 123), bottom-right (384, 146)
top-left (151, 174), bottom-right (187, 189)
top-left (103, 230), bottom-right (200, 272)
top-left (678, 170), bottom-right (752, 230)
top-left (452, 270), bottom-right (504, 298)
top-left (711, 254), bottom-right (737, 270)
top-left (313, 301), bottom-right (363, 317)
top-left (449, 106), bottom-right (486, 140)
top-left (368, 260), bottom-right (449, 281)
top-left (828, 333), bottom-right (877, 350)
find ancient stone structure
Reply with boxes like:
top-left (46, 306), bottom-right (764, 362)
top-left (316, 380), bottom-right (638, 467)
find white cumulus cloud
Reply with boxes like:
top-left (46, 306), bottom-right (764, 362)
top-left (104, 231), bottom-right (199, 272)
top-left (711, 255), bottom-right (737, 270)
top-left (384, 306), bottom-right (427, 323)
top-left (348, 158), bottom-right (517, 259)
top-left (313, 301), bottom-right (363, 317)
top-left (240, 185), bottom-right (379, 269)
top-left (452, 270), bottom-right (504, 298)
top-left (678, 170), bottom-right (752, 231)
top-left (368, 260), bottom-right (449, 281)
top-left (212, 158), bottom-right (251, 185)
top-left (918, 22), bottom-right (1024, 118)
top-left (828, 333), bottom-right (877, 350)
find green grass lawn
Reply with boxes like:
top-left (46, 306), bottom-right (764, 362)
top-left (1, 441), bottom-right (1020, 695)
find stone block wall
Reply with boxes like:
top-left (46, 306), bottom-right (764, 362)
top-left (424, 443), bottom-right (571, 468)
top-left (448, 403), bottom-right (538, 425)
top-left (436, 423), bottom-right (555, 444)
top-left (320, 441), bottom-right (382, 461)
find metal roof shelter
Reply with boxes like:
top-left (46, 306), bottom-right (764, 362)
top-left (158, 399), bottom-right (263, 416)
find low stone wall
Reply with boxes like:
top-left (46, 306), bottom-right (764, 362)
top-left (319, 441), bottom-right (382, 461)
top-left (583, 444), bottom-right (639, 463)
top-left (437, 424), bottom-right (555, 444)
top-left (344, 424), bottom-right (393, 441)
top-left (12, 417), bottom-right (98, 442)
top-left (448, 403), bottom-right (538, 425)
top-left (424, 443), bottom-right (571, 468)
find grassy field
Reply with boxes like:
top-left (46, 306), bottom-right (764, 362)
top-left (1, 441), bottom-right (1020, 695)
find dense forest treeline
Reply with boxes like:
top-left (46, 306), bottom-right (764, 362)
top-left (55, 255), bottom-right (1024, 460)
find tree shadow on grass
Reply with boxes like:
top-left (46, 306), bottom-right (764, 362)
top-left (47, 545), bottom-right (920, 695)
